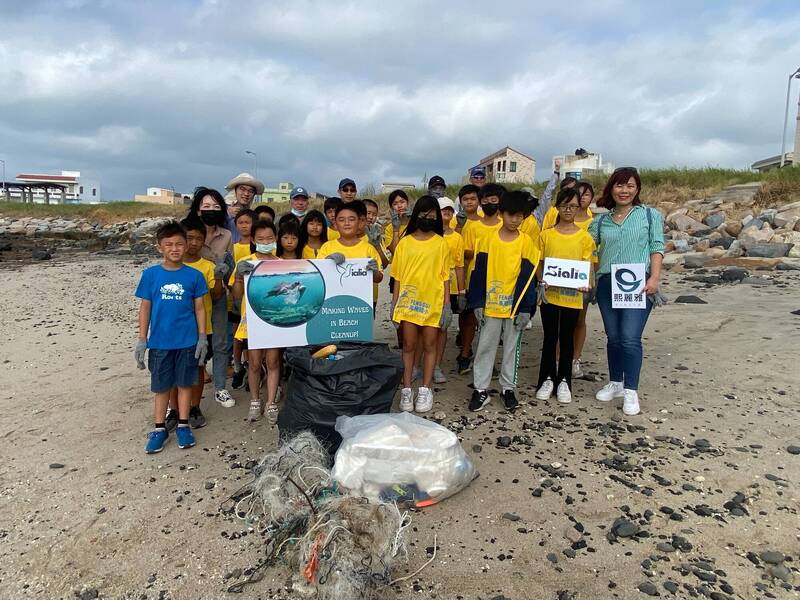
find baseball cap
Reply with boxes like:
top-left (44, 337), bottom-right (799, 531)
top-left (428, 175), bottom-right (446, 189)
top-left (290, 186), bottom-right (309, 199)
top-left (438, 197), bottom-right (456, 212)
top-left (470, 166), bottom-right (486, 178)
top-left (338, 178), bottom-right (356, 190)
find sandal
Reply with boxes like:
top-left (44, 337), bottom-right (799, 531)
top-left (247, 399), bottom-right (262, 422)
top-left (266, 404), bottom-right (279, 424)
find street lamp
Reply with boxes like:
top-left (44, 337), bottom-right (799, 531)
top-left (0, 159), bottom-right (5, 201)
top-left (780, 66), bottom-right (800, 168)
top-left (245, 150), bottom-right (258, 179)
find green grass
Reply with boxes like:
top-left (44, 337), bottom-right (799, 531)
top-left (0, 201), bottom-right (187, 224)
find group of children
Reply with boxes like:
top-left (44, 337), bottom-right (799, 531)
top-left (135, 173), bottom-right (600, 454)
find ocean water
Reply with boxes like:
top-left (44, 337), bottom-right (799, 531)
top-left (247, 270), bottom-right (326, 328)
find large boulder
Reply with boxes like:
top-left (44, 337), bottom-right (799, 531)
top-left (738, 223), bottom-right (774, 248)
top-left (703, 213), bottom-right (726, 229)
top-left (745, 243), bottom-right (793, 258)
top-left (670, 214), bottom-right (711, 235)
top-left (725, 221), bottom-right (743, 237)
top-left (683, 253), bottom-right (712, 268)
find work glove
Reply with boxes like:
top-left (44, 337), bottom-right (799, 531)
top-left (390, 210), bottom-right (401, 230)
top-left (223, 250), bottom-right (235, 273)
top-left (236, 260), bottom-right (255, 277)
top-left (214, 262), bottom-right (230, 279)
top-left (514, 312), bottom-right (531, 332)
top-left (404, 207), bottom-right (412, 217)
top-left (648, 289), bottom-right (668, 308)
top-left (536, 281), bottom-right (548, 305)
top-left (474, 307), bottom-right (484, 327)
top-left (326, 252), bottom-right (346, 266)
top-left (195, 336), bottom-right (208, 365)
top-left (454, 293), bottom-right (467, 313)
top-left (367, 223), bottom-right (383, 247)
top-left (456, 210), bottom-right (467, 229)
top-left (439, 304), bottom-right (453, 330)
top-left (134, 339), bottom-right (147, 370)
top-left (365, 258), bottom-right (378, 272)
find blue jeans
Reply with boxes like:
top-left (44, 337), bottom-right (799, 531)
top-left (211, 294), bottom-right (231, 392)
top-left (596, 274), bottom-right (653, 390)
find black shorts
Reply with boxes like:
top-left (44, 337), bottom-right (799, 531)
top-left (228, 311), bottom-right (241, 324)
top-left (450, 294), bottom-right (458, 313)
top-left (388, 276), bottom-right (395, 294)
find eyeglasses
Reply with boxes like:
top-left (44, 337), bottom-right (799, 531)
top-left (558, 204), bottom-right (580, 212)
top-left (613, 167), bottom-right (638, 174)
top-left (341, 187), bottom-right (356, 193)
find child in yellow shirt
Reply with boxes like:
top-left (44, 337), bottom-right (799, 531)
top-left (391, 196), bottom-right (452, 413)
top-left (434, 197), bottom-right (465, 384)
top-left (300, 210), bottom-right (328, 259)
top-left (324, 197), bottom-right (342, 241)
top-left (467, 191), bottom-right (539, 413)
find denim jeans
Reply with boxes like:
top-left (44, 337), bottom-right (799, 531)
top-left (211, 294), bottom-right (231, 392)
top-left (596, 274), bottom-right (653, 390)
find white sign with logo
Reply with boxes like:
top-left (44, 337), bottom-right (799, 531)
top-left (245, 259), bottom-right (373, 349)
top-left (611, 263), bottom-right (647, 309)
top-left (543, 258), bottom-right (591, 289)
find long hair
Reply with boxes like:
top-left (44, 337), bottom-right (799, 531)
top-left (597, 168), bottom-right (642, 209)
top-left (404, 195), bottom-right (444, 237)
top-left (300, 210), bottom-right (328, 247)
top-left (188, 186), bottom-right (225, 217)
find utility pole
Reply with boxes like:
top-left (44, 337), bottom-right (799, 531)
top-left (780, 66), bottom-right (800, 168)
top-left (245, 150), bottom-right (258, 179)
top-left (0, 159), bottom-right (5, 201)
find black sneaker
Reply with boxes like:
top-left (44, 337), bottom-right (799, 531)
top-left (502, 389), bottom-right (519, 411)
top-left (232, 366), bottom-right (247, 390)
top-left (469, 390), bottom-right (490, 412)
top-left (165, 409), bottom-right (178, 432)
top-left (188, 406), bottom-right (207, 429)
top-left (457, 355), bottom-right (472, 375)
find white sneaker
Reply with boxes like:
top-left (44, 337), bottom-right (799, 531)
top-left (622, 389), bottom-right (640, 415)
top-left (572, 359), bottom-right (584, 378)
top-left (215, 389), bottom-right (235, 408)
top-left (399, 387), bottom-right (414, 412)
top-left (595, 381), bottom-right (624, 402)
top-left (535, 378), bottom-right (554, 400)
top-left (415, 387), bottom-right (433, 413)
top-left (433, 366), bottom-right (448, 384)
top-left (556, 381), bottom-right (572, 404)
top-left (412, 367), bottom-right (422, 382)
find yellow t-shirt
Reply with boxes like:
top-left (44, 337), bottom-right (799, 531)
top-left (443, 230), bottom-right (465, 293)
top-left (519, 214), bottom-right (541, 245)
top-left (302, 244), bottom-right (321, 259)
top-left (479, 232), bottom-right (539, 319)
top-left (391, 235), bottom-right (452, 327)
top-left (327, 227), bottom-right (340, 241)
top-left (229, 253), bottom-right (281, 340)
top-left (463, 219), bottom-right (503, 288)
top-left (233, 242), bottom-right (252, 264)
top-left (538, 228), bottom-right (596, 308)
top-left (542, 206), bottom-right (593, 231)
top-left (185, 257), bottom-right (215, 334)
top-left (318, 238), bottom-right (382, 303)
top-left (382, 222), bottom-right (408, 251)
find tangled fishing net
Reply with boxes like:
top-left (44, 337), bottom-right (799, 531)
top-left (223, 432), bottom-right (410, 598)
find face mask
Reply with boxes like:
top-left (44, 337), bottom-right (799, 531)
top-left (255, 242), bottom-right (276, 254)
top-left (291, 208), bottom-right (308, 218)
top-left (429, 189), bottom-right (444, 199)
top-left (200, 209), bottom-right (225, 226)
top-left (417, 218), bottom-right (436, 232)
top-left (482, 203), bottom-right (499, 216)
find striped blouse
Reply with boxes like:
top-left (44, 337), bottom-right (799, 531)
top-left (588, 205), bottom-right (665, 275)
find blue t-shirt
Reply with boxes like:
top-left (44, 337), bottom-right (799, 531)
top-left (135, 264), bottom-right (208, 350)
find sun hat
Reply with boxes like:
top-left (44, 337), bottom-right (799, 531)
top-left (225, 172), bottom-right (265, 195)
top-left (438, 197), bottom-right (456, 211)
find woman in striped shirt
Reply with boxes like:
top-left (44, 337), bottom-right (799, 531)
top-left (589, 168), bottom-right (665, 416)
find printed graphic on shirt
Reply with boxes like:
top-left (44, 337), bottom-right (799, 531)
top-left (395, 286), bottom-right (430, 317)
top-left (159, 283), bottom-right (185, 299)
top-left (486, 279), bottom-right (513, 314)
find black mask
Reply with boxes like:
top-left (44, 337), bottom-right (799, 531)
top-left (200, 209), bottom-right (225, 226)
top-left (482, 203), bottom-right (499, 216)
top-left (417, 218), bottom-right (436, 232)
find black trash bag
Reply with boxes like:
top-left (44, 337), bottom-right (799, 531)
top-left (278, 342), bottom-right (403, 453)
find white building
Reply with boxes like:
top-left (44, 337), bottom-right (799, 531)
top-left (552, 150), bottom-right (615, 180)
top-left (381, 182), bottom-right (416, 194)
top-left (471, 147), bottom-right (536, 184)
top-left (8, 171), bottom-right (103, 203)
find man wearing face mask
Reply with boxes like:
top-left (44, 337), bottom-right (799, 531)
top-left (428, 175), bottom-right (446, 199)
top-left (289, 186), bottom-right (310, 219)
top-left (224, 173), bottom-right (265, 242)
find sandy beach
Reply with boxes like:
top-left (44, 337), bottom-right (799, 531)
top-left (1, 251), bottom-right (798, 600)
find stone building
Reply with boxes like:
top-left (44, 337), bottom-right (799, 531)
top-left (469, 147), bottom-right (535, 184)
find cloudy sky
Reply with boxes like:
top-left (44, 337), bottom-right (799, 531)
top-left (1, 0), bottom-right (799, 200)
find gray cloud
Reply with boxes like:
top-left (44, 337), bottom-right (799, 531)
top-left (0, 0), bottom-right (798, 200)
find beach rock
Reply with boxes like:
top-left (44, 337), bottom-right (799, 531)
top-left (742, 276), bottom-right (773, 286)
top-left (758, 209), bottom-right (778, 226)
top-left (787, 445), bottom-right (800, 455)
top-left (724, 221), bottom-right (742, 237)
top-left (710, 257), bottom-right (781, 270)
top-left (670, 214), bottom-right (711, 235)
top-left (612, 518), bottom-right (639, 538)
top-left (638, 581), bottom-right (659, 596)
top-left (745, 243), bottom-right (792, 258)
top-left (720, 266), bottom-right (748, 282)
top-left (739, 224), bottom-right (774, 247)
top-left (760, 551), bottom-right (784, 565)
top-left (674, 295), bottom-right (707, 304)
top-left (672, 239), bottom-right (690, 253)
top-left (704, 247), bottom-right (727, 258)
top-left (709, 236), bottom-right (735, 249)
top-left (703, 213), bottom-right (726, 229)
top-left (768, 564), bottom-right (793, 583)
top-left (32, 249), bottom-right (52, 260)
top-left (723, 240), bottom-right (744, 258)
top-left (683, 254), bottom-right (711, 269)
top-left (49, 463), bottom-right (65, 469)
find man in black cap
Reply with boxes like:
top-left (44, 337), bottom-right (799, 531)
top-left (338, 178), bottom-right (357, 203)
top-left (428, 175), bottom-right (446, 199)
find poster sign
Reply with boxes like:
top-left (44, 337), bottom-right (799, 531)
top-left (245, 259), bottom-right (373, 349)
top-left (611, 263), bottom-right (646, 309)
top-left (543, 258), bottom-right (591, 289)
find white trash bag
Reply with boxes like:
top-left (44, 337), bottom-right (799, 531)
top-left (331, 412), bottom-right (478, 508)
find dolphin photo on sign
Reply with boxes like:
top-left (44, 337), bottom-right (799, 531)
top-left (245, 258), bottom-right (373, 349)
top-left (542, 257), bottom-right (591, 289)
top-left (611, 263), bottom-right (647, 309)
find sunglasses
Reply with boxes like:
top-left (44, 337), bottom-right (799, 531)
top-left (341, 187), bottom-right (357, 193)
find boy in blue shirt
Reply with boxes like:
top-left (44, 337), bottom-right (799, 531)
top-left (135, 221), bottom-right (209, 454)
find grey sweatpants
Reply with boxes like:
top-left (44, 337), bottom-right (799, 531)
top-left (211, 294), bottom-right (230, 392)
top-left (472, 316), bottom-right (523, 392)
